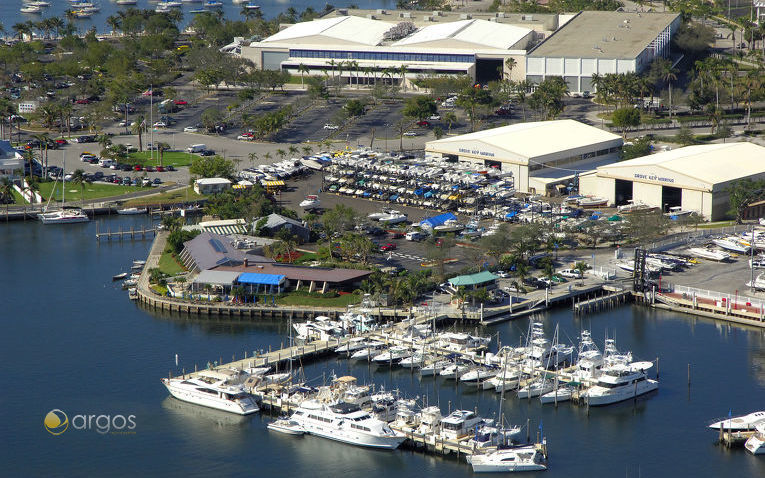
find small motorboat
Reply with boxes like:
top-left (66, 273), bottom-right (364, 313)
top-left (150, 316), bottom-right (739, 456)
top-left (123, 279), bottom-right (138, 288)
top-left (128, 288), bottom-right (138, 300)
top-left (117, 207), bottom-right (147, 215)
top-left (711, 238), bottom-right (749, 254)
top-left (299, 195), bottom-right (321, 210)
top-left (113, 272), bottom-right (128, 281)
top-left (20, 5), bottom-right (43, 13)
top-left (539, 385), bottom-right (574, 404)
top-left (577, 196), bottom-right (608, 208)
top-left (267, 418), bottom-right (305, 436)
top-left (686, 247), bottom-right (730, 262)
top-left (379, 211), bottom-right (408, 225)
top-left (745, 423), bottom-right (765, 455)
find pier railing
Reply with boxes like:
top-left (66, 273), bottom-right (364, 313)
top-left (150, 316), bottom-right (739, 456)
top-left (642, 224), bottom-right (752, 252)
top-left (672, 285), bottom-right (765, 311)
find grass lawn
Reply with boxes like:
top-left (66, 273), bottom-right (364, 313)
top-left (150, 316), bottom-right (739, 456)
top-left (17, 181), bottom-right (143, 204)
top-left (276, 291), bottom-right (362, 307)
top-left (158, 250), bottom-right (186, 276)
top-left (697, 220), bottom-right (737, 229)
top-left (123, 186), bottom-right (204, 206)
top-left (127, 151), bottom-right (200, 167)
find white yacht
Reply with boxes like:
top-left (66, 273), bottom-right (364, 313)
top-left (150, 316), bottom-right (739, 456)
top-left (582, 361), bottom-right (658, 406)
top-left (38, 208), bottom-right (90, 224)
top-left (469, 445), bottom-right (548, 473)
top-left (299, 194), bottom-right (320, 210)
top-left (372, 346), bottom-right (411, 365)
top-left (712, 238), bottom-right (750, 254)
top-left (439, 409), bottom-right (483, 440)
top-left (117, 207), bottom-right (147, 215)
top-left (687, 247), bottom-right (730, 262)
top-left (709, 410), bottom-right (765, 431)
top-left (517, 378), bottom-right (554, 399)
top-left (267, 418), bottom-right (305, 435)
top-left (419, 359), bottom-right (450, 376)
top-left (745, 423), bottom-right (765, 455)
top-left (161, 369), bottom-right (259, 415)
top-left (488, 368), bottom-right (525, 392)
top-left (349, 342), bottom-right (384, 360)
top-left (334, 337), bottom-right (369, 354)
top-left (439, 362), bottom-right (470, 379)
top-left (399, 351), bottom-right (426, 369)
top-left (433, 219), bottom-right (464, 233)
top-left (571, 330), bottom-right (604, 382)
top-left (460, 368), bottom-right (499, 388)
top-left (378, 211), bottom-right (408, 225)
top-left (665, 206), bottom-right (694, 217)
top-left (288, 400), bottom-right (405, 449)
top-left (540, 385), bottom-right (574, 404)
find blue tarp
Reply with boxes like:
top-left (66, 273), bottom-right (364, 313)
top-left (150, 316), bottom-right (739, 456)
top-left (237, 273), bottom-right (285, 286)
top-left (420, 212), bottom-right (457, 229)
top-left (424, 191), bottom-right (433, 198)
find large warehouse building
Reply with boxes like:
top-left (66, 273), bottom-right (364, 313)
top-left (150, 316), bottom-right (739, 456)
top-left (578, 142), bottom-right (765, 220)
top-left (240, 10), bottom-right (548, 84)
top-left (424, 120), bottom-right (623, 194)
top-left (526, 11), bottom-right (682, 94)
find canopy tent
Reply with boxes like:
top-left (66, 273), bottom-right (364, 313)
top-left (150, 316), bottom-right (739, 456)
top-left (420, 212), bottom-right (457, 229)
top-left (237, 272), bottom-right (286, 294)
top-left (191, 270), bottom-right (240, 293)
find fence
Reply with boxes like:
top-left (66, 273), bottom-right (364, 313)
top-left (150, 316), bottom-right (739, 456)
top-left (672, 285), bottom-right (765, 311)
top-left (641, 224), bottom-right (752, 252)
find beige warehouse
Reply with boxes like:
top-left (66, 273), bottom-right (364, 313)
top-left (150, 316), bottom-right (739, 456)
top-left (425, 120), bottom-right (623, 194)
top-left (578, 142), bottom-right (765, 220)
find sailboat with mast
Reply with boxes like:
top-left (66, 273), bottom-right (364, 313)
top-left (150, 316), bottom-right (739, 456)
top-left (38, 152), bottom-right (89, 224)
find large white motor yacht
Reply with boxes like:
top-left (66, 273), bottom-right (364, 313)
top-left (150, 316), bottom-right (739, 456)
top-left (583, 361), bottom-right (658, 406)
top-left (439, 409), bottom-right (484, 440)
top-left (161, 369), bottom-right (259, 415)
top-left (469, 445), bottom-right (548, 472)
top-left (709, 410), bottom-right (765, 431)
top-left (288, 400), bottom-right (405, 449)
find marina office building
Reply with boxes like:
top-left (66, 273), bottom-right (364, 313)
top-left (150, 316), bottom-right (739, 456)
top-left (578, 142), bottom-right (765, 220)
top-left (424, 120), bottom-right (623, 194)
top-left (526, 11), bottom-right (682, 94)
top-left (240, 10), bottom-right (546, 85)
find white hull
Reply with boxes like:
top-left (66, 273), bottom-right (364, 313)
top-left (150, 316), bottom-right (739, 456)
top-left (300, 425), bottom-right (404, 449)
top-left (163, 380), bottom-right (259, 415)
top-left (117, 207), bottom-right (147, 215)
top-left (584, 379), bottom-right (658, 406)
top-left (268, 419), bottom-right (305, 435)
top-left (687, 247), bottom-right (730, 261)
top-left (539, 387), bottom-right (573, 404)
top-left (517, 381), bottom-right (553, 399)
top-left (709, 411), bottom-right (765, 431)
top-left (470, 446), bottom-right (548, 473)
top-left (712, 239), bottom-right (749, 254)
top-left (39, 210), bottom-right (90, 224)
top-left (745, 433), bottom-right (765, 455)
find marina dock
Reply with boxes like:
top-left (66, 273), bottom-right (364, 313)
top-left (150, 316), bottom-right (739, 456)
top-left (96, 225), bottom-right (157, 241)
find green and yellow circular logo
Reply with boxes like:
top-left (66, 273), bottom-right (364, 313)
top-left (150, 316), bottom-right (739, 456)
top-left (44, 409), bottom-right (68, 435)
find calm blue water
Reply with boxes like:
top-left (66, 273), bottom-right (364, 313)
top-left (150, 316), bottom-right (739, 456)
top-left (3, 0), bottom-right (393, 34)
top-left (1, 215), bottom-right (765, 477)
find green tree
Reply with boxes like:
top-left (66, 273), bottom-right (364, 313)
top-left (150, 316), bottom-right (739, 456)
top-left (345, 98), bottom-right (365, 117)
top-left (402, 96), bottom-right (437, 121)
top-left (70, 169), bottom-right (90, 207)
top-left (189, 155), bottom-right (235, 179)
top-left (622, 136), bottom-right (653, 160)
top-left (611, 107), bottom-right (641, 138)
top-left (529, 77), bottom-right (568, 120)
top-left (200, 108), bottom-right (223, 133)
top-left (456, 86), bottom-right (493, 131)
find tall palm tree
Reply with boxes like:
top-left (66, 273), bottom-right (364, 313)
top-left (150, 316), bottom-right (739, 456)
top-left (301, 145), bottom-right (312, 156)
top-left (248, 151), bottom-right (259, 168)
top-left (288, 145), bottom-right (299, 157)
top-left (297, 63), bottom-right (309, 89)
top-left (32, 133), bottom-right (50, 176)
top-left (70, 169), bottom-right (88, 208)
top-left (658, 59), bottom-right (677, 118)
top-left (398, 64), bottom-right (408, 91)
top-left (49, 17), bottom-right (64, 39)
top-left (504, 57), bottom-right (517, 80)
top-left (0, 176), bottom-right (14, 205)
top-left (106, 15), bottom-right (121, 36)
top-left (443, 111), bottom-right (457, 134)
top-left (131, 117), bottom-right (145, 152)
top-left (12, 23), bottom-right (29, 41)
top-left (276, 148), bottom-right (286, 160)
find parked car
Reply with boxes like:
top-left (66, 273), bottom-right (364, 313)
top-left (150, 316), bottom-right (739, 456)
top-left (428, 115), bottom-right (440, 121)
top-left (152, 178), bottom-right (162, 185)
top-left (237, 133), bottom-right (254, 141)
top-left (174, 99), bottom-right (188, 105)
top-left (495, 270), bottom-right (510, 278)
top-left (166, 165), bottom-right (176, 171)
top-left (155, 166), bottom-right (165, 172)
top-left (416, 120), bottom-right (430, 127)
top-left (403, 131), bottom-right (418, 137)
top-left (153, 121), bottom-right (167, 128)
top-left (200, 149), bottom-right (215, 156)
top-left (54, 139), bottom-right (67, 146)
top-left (75, 99), bottom-right (90, 105)
top-left (558, 268), bottom-right (583, 279)
top-left (323, 123), bottom-right (339, 130)
top-left (145, 166), bottom-right (155, 172)
top-left (183, 126), bottom-right (199, 133)
top-left (380, 243), bottom-right (397, 252)
top-left (133, 165), bottom-right (143, 171)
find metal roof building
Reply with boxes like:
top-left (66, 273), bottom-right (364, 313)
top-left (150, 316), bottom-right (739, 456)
top-left (448, 271), bottom-right (498, 289)
top-left (179, 232), bottom-right (272, 272)
top-left (578, 142), bottom-right (765, 220)
top-left (526, 11), bottom-right (681, 94)
top-left (425, 120), bottom-right (623, 194)
top-left (240, 12), bottom-right (535, 85)
top-left (191, 270), bottom-right (240, 293)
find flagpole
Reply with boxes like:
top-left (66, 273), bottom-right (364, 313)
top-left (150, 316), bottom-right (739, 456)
top-left (150, 84), bottom-right (154, 163)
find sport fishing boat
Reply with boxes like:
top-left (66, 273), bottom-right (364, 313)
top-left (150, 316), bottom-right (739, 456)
top-left (582, 361), bottom-right (658, 406)
top-left (117, 207), bottom-right (147, 215)
top-left (287, 400), bottom-right (405, 449)
top-left (161, 369), bottom-right (259, 415)
top-left (378, 211), bottom-right (408, 225)
top-left (686, 247), bottom-right (730, 262)
top-left (577, 196), bottom-right (608, 208)
top-left (711, 237), bottom-right (750, 254)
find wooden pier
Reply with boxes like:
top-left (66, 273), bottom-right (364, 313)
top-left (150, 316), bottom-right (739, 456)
top-left (573, 289), bottom-right (632, 315)
top-left (718, 429), bottom-right (754, 448)
top-left (96, 225), bottom-right (157, 241)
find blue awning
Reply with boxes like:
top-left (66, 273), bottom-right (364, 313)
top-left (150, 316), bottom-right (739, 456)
top-left (237, 273), bottom-right (285, 286)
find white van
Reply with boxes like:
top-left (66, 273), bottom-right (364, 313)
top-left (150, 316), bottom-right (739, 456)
top-left (186, 144), bottom-right (206, 153)
top-left (98, 158), bottom-right (114, 168)
top-left (406, 231), bottom-right (426, 241)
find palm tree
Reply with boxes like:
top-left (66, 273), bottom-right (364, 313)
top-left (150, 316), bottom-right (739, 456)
top-left (504, 57), bottom-right (517, 80)
top-left (248, 152), bottom-right (259, 168)
top-left (131, 117), bottom-right (145, 152)
top-left (387, 276), bottom-right (405, 321)
top-left (658, 59), bottom-right (677, 118)
top-left (398, 64), bottom-right (408, 91)
top-left (297, 63), bottom-right (309, 89)
top-left (443, 111), bottom-right (457, 134)
top-left (263, 152), bottom-right (272, 163)
top-left (70, 169), bottom-right (89, 207)
top-left (12, 23), bottom-right (29, 41)
top-left (301, 145), bottom-right (312, 156)
top-left (276, 148), bottom-right (286, 160)
top-left (32, 133), bottom-right (50, 176)
top-left (288, 145), bottom-right (299, 158)
top-left (49, 17), bottom-right (64, 39)
top-left (0, 176), bottom-right (14, 205)
top-left (106, 15), bottom-right (121, 36)
top-left (513, 80), bottom-right (532, 121)
top-left (22, 149), bottom-right (35, 186)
